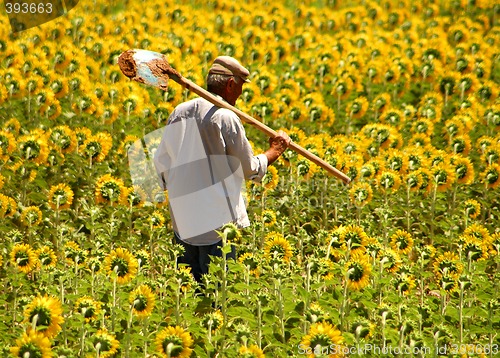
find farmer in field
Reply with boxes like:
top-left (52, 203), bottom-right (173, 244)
top-left (153, 56), bottom-right (291, 283)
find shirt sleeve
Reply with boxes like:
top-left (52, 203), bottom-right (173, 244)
top-left (218, 109), bottom-right (268, 183)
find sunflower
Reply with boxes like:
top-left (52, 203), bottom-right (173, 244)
top-left (10, 330), bottom-right (53, 358)
top-left (126, 185), bottom-right (147, 208)
top-left (377, 248), bottom-right (402, 273)
top-left (439, 273), bottom-right (459, 293)
top-left (393, 273), bottom-right (416, 295)
top-left (300, 321), bottom-right (344, 357)
top-left (431, 164), bottom-right (456, 192)
top-left (341, 224), bottom-right (369, 253)
top-left (36, 246), bottom-right (57, 269)
top-left (345, 251), bottom-right (372, 290)
top-left (18, 135), bottom-right (49, 165)
top-left (238, 344), bottom-right (265, 358)
top-left (463, 223), bottom-right (492, 247)
top-left (64, 240), bottom-right (86, 266)
top-left (481, 164), bottom-right (500, 189)
top-left (46, 126), bottom-right (77, 154)
top-left (348, 182), bottom-right (373, 207)
top-left (155, 326), bottom-right (194, 358)
top-left (48, 183), bottom-right (74, 210)
top-left (5, 118), bottom-right (21, 134)
top-left (239, 252), bottom-right (260, 277)
top-left (376, 170), bottom-right (401, 193)
top-left (95, 174), bottom-right (128, 205)
top-left (10, 243), bottom-right (38, 274)
top-left (150, 210), bottom-right (165, 229)
top-left (460, 235), bottom-right (489, 262)
top-left (0, 130), bottom-right (17, 157)
top-left (463, 199), bottom-right (481, 219)
top-left (135, 249), bottom-right (150, 268)
top-left (130, 284), bottom-right (156, 318)
top-left (202, 310), bottom-right (224, 333)
top-left (347, 96), bottom-right (369, 119)
top-left (306, 302), bottom-right (329, 324)
top-left (92, 328), bottom-right (120, 358)
top-left (390, 229), bottom-right (414, 255)
top-left (433, 252), bottom-right (463, 279)
top-left (176, 266), bottom-right (196, 293)
top-left (350, 318), bottom-right (375, 340)
top-left (262, 166), bottom-right (279, 191)
top-left (450, 155), bottom-right (475, 185)
top-left (82, 132), bottom-right (113, 163)
top-left (263, 232), bottom-right (293, 263)
top-left (261, 209), bottom-right (277, 227)
top-left (74, 296), bottom-right (102, 322)
top-left (24, 295), bottom-right (64, 338)
top-left (104, 247), bottom-right (138, 284)
top-left (75, 127), bottom-right (92, 148)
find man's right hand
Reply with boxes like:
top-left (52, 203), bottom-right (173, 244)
top-left (265, 130), bottom-right (291, 165)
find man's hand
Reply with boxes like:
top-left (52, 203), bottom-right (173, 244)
top-left (265, 130), bottom-right (291, 165)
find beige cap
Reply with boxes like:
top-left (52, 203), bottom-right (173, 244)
top-left (208, 56), bottom-right (250, 82)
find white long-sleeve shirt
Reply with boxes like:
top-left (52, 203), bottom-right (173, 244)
top-left (153, 96), bottom-right (268, 245)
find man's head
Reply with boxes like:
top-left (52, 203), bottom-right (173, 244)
top-left (207, 56), bottom-right (250, 106)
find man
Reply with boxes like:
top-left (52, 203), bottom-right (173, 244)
top-left (153, 56), bottom-right (290, 282)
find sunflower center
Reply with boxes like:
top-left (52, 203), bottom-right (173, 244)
top-left (111, 257), bottom-right (129, 277)
top-left (53, 189), bottom-right (69, 205)
top-left (15, 251), bottom-right (30, 267)
top-left (85, 141), bottom-right (102, 158)
top-left (310, 333), bottom-right (334, 350)
top-left (133, 294), bottom-right (148, 312)
top-left (23, 141), bottom-right (41, 159)
top-left (162, 335), bottom-right (184, 357)
top-left (100, 182), bottom-right (121, 201)
top-left (348, 262), bottom-right (364, 282)
top-left (19, 343), bottom-right (43, 358)
top-left (30, 306), bottom-right (52, 329)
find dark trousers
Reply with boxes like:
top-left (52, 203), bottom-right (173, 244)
top-left (174, 232), bottom-right (236, 283)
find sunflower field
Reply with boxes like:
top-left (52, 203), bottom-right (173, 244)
top-left (1, 0), bottom-right (500, 357)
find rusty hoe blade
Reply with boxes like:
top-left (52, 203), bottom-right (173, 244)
top-left (118, 49), bottom-right (182, 91)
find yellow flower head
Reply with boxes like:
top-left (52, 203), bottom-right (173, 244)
top-left (48, 183), bottom-right (74, 210)
top-left (155, 326), bottom-right (194, 358)
top-left (130, 284), bottom-right (156, 318)
top-left (104, 247), bottom-right (138, 284)
top-left (10, 330), bottom-right (53, 358)
top-left (74, 296), bottom-right (102, 323)
top-left (176, 266), bottom-right (196, 293)
top-left (150, 210), bottom-right (166, 229)
top-left (300, 321), bottom-right (344, 357)
top-left (345, 251), bottom-right (372, 291)
top-left (18, 135), bottom-right (49, 165)
top-left (10, 243), bottom-right (38, 274)
top-left (92, 328), bottom-right (120, 358)
top-left (433, 251), bottom-right (463, 279)
top-left (264, 232), bottom-right (293, 263)
top-left (202, 310), bottom-right (224, 333)
top-left (340, 224), bottom-right (369, 252)
top-left (464, 199), bottom-right (481, 219)
top-left (24, 295), bottom-right (64, 338)
top-left (46, 125), bottom-right (77, 154)
top-left (239, 252), bottom-right (260, 277)
top-left (390, 229), bottom-right (414, 255)
top-left (262, 166), bottom-right (279, 191)
top-left (95, 174), bottom-right (128, 205)
top-left (349, 181), bottom-right (373, 207)
top-left (36, 246), bottom-right (57, 269)
top-left (82, 132), bottom-right (113, 163)
top-left (238, 344), bottom-right (266, 358)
